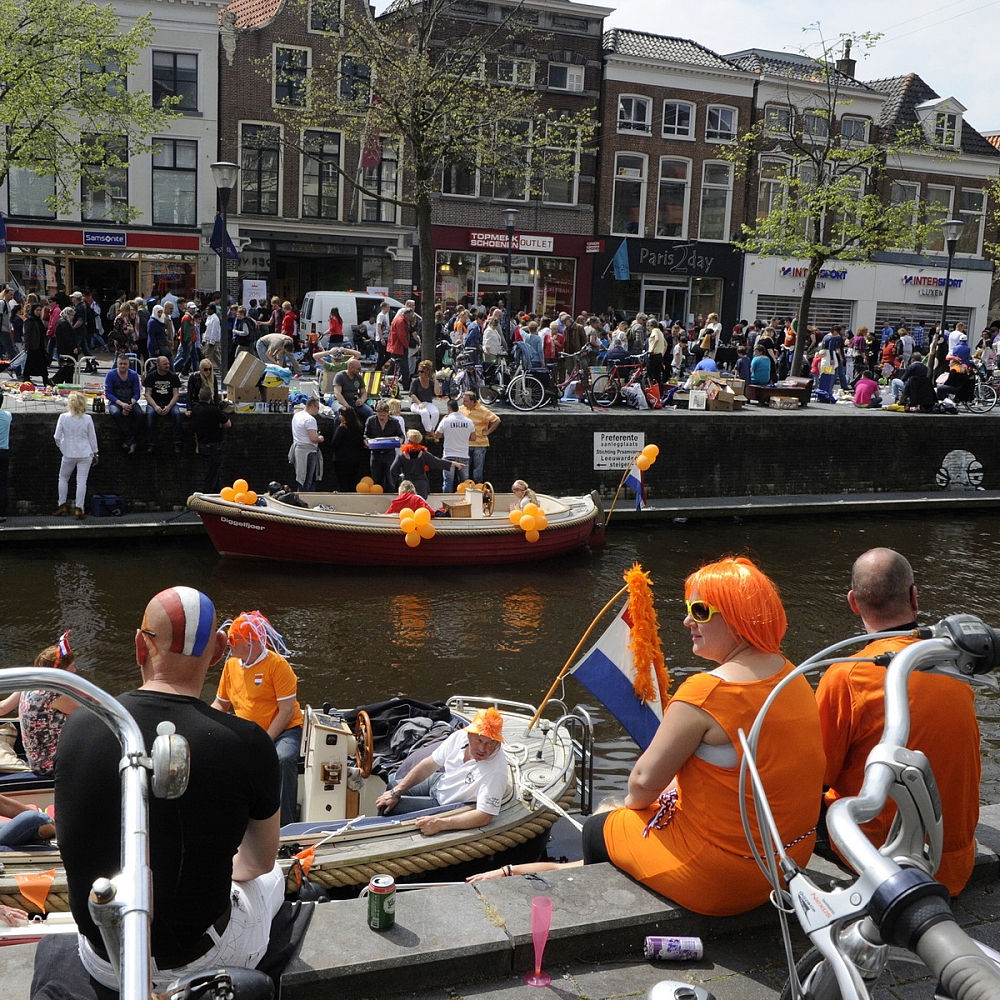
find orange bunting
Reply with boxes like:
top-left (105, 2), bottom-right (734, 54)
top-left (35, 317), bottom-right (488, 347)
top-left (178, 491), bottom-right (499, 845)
top-left (624, 563), bottom-right (670, 711)
top-left (15, 869), bottom-right (56, 914)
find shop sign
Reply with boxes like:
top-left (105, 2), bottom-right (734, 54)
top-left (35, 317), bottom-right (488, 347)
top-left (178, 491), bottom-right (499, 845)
top-left (239, 252), bottom-right (271, 271)
top-left (593, 431), bottom-right (645, 470)
top-left (903, 274), bottom-right (962, 288)
top-left (586, 240), bottom-right (603, 253)
top-left (780, 266), bottom-right (847, 280)
top-left (918, 288), bottom-right (944, 297)
top-left (83, 230), bottom-right (126, 247)
top-left (468, 230), bottom-right (554, 253)
top-left (636, 243), bottom-right (716, 275)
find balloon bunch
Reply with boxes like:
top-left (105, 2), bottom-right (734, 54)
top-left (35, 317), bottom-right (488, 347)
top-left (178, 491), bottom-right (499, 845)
top-left (356, 476), bottom-right (384, 494)
top-left (509, 501), bottom-right (548, 543)
top-left (455, 480), bottom-right (481, 494)
top-left (220, 478), bottom-right (258, 505)
top-left (398, 506), bottom-right (436, 547)
top-left (635, 443), bottom-right (659, 470)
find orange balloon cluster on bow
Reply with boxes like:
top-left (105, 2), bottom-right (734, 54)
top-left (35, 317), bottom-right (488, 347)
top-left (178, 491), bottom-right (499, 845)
top-left (356, 476), bottom-right (384, 494)
top-left (455, 479), bottom-right (481, 494)
top-left (635, 443), bottom-right (659, 472)
top-left (509, 501), bottom-right (548, 543)
top-left (220, 478), bottom-right (258, 505)
top-left (398, 505), bottom-right (435, 547)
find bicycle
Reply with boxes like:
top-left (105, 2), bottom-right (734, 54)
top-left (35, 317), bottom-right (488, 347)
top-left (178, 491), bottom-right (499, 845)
top-left (964, 361), bottom-right (999, 413)
top-left (741, 615), bottom-right (1000, 1000)
top-left (507, 347), bottom-right (596, 411)
top-left (590, 354), bottom-right (647, 406)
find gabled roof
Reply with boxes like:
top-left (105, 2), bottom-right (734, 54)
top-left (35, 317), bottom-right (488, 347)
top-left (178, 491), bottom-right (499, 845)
top-left (603, 29), bottom-right (743, 72)
top-left (866, 73), bottom-right (1000, 158)
top-left (725, 47), bottom-right (874, 92)
top-left (220, 0), bottom-right (282, 28)
top-left (984, 133), bottom-right (1000, 151)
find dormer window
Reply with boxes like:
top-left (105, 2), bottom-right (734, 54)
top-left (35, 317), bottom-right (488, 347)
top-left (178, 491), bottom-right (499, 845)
top-left (916, 97), bottom-right (964, 149)
top-left (935, 112), bottom-right (958, 146)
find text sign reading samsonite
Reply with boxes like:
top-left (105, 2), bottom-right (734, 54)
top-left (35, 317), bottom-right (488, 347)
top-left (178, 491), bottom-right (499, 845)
top-left (594, 431), bottom-right (645, 470)
top-left (84, 231), bottom-right (126, 247)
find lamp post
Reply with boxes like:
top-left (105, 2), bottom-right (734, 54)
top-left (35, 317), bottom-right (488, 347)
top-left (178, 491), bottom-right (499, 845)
top-left (210, 161), bottom-right (239, 380)
top-left (501, 207), bottom-right (519, 342)
top-left (939, 217), bottom-right (965, 340)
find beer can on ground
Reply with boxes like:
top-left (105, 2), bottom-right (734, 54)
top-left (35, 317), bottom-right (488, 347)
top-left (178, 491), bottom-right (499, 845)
top-left (644, 936), bottom-right (703, 961)
top-left (368, 874), bottom-right (396, 930)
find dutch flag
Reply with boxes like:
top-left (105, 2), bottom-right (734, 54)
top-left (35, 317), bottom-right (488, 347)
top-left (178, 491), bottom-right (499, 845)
top-left (624, 464), bottom-right (645, 511)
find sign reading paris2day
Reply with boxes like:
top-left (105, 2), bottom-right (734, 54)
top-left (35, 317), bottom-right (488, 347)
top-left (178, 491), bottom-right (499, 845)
top-left (620, 240), bottom-right (737, 278)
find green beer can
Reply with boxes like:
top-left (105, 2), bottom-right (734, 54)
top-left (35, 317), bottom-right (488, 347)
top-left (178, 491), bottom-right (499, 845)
top-left (368, 874), bottom-right (396, 930)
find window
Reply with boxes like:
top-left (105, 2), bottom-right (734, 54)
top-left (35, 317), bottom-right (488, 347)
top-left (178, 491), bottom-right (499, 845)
top-left (274, 46), bottom-right (309, 107)
top-left (763, 105), bottom-right (791, 134)
top-left (8, 169), bottom-right (55, 218)
top-left (924, 185), bottom-right (954, 252)
top-left (540, 122), bottom-right (579, 205)
top-left (957, 189), bottom-right (985, 255)
top-left (611, 153), bottom-right (646, 235)
top-left (662, 102), bottom-right (693, 139)
top-left (441, 153), bottom-right (478, 197)
top-left (81, 135), bottom-right (127, 221)
top-left (443, 52), bottom-right (484, 81)
top-left (340, 56), bottom-right (370, 102)
top-left (756, 156), bottom-right (789, 221)
top-left (309, 0), bottom-right (341, 32)
top-left (935, 112), bottom-right (959, 146)
top-left (152, 52), bottom-right (197, 112)
top-left (493, 120), bottom-right (530, 201)
top-left (362, 138), bottom-right (399, 223)
top-left (803, 112), bottom-right (829, 139)
top-left (833, 168), bottom-right (865, 242)
top-left (241, 124), bottom-right (280, 215)
top-left (699, 161), bottom-right (732, 240)
top-left (82, 58), bottom-right (124, 96)
top-left (152, 138), bottom-right (197, 226)
top-left (841, 116), bottom-right (868, 142)
top-left (890, 180), bottom-right (920, 247)
top-left (547, 63), bottom-right (583, 92)
top-left (705, 105), bottom-right (736, 142)
top-left (618, 95), bottom-right (651, 134)
top-left (302, 130), bottom-right (340, 219)
top-left (655, 158), bottom-right (690, 238)
top-left (498, 58), bottom-right (534, 87)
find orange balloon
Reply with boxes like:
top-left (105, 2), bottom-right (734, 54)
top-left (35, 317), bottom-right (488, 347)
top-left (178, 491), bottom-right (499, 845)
top-left (244, 491), bottom-right (258, 505)
top-left (417, 522), bottom-right (436, 539)
top-left (400, 516), bottom-right (417, 534)
top-left (413, 507), bottom-right (431, 526)
top-left (525, 529), bottom-right (540, 543)
top-left (456, 481), bottom-right (469, 494)
top-left (399, 507), bottom-right (415, 520)
top-left (405, 531), bottom-right (421, 547)
top-left (636, 455), bottom-right (651, 472)
top-left (233, 492), bottom-right (249, 505)
top-left (232, 479), bottom-right (249, 494)
top-left (508, 508), bottom-right (522, 524)
top-left (519, 514), bottom-right (536, 532)
top-left (535, 514), bottom-right (548, 530)
top-left (642, 444), bottom-right (659, 460)
top-left (523, 502), bottom-right (539, 517)
top-left (370, 484), bottom-right (383, 494)
top-left (220, 487), bottom-right (236, 502)
top-left (360, 476), bottom-right (373, 486)
top-left (357, 482), bottom-right (370, 493)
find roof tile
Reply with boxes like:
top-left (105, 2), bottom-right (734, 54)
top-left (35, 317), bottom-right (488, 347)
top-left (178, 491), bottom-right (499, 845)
top-left (603, 29), bottom-right (741, 72)
top-left (220, 0), bottom-right (282, 29)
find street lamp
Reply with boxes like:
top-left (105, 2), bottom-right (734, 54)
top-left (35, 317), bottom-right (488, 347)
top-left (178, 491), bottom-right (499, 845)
top-left (500, 207), bottom-right (519, 343)
top-left (939, 217), bottom-right (965, 340)
top-left (211, 161), bottom-right (239, 380)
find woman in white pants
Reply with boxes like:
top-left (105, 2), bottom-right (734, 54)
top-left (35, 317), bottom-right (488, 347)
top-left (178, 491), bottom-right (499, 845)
top-left (53, 391), bottom-right (98, 520)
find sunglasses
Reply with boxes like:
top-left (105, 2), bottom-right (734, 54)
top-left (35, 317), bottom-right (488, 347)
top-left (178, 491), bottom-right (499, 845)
top-left (685, 600), bottom-right (720, 623)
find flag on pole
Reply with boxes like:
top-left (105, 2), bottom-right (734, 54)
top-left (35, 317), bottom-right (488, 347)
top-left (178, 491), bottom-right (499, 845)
top-left (624, 464), bottom-right (644, 510)
top-left (209, 213), bottom-right (238, 261)
top-left (54, 630), bottom-right (71, 669)
top-left (612, 239), bottom-right (630, 280)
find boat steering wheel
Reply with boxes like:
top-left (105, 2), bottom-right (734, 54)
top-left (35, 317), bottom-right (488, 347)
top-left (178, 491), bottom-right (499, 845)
top-left (354, 710), bottom-right (374, 778)
top-left (481, 482), bottom-right (495, 516)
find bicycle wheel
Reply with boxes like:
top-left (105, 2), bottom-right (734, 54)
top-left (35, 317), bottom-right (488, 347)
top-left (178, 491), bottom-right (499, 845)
top-left (966, 383), bottom-right (998, 413)
top-left (479, 382), bottom-right (501, 405)
top-left (590, 374), bottom-right (619, 407)
top-left (778, 948), bottom-right (853, 1000)
top-left (507, 373), bottom-right (546, 411)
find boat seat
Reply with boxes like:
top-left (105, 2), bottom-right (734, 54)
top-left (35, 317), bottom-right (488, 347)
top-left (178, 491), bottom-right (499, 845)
top-left (0, 771), bottom-right (49, 791)
top-left (281, 803), bottom-right (455, 837)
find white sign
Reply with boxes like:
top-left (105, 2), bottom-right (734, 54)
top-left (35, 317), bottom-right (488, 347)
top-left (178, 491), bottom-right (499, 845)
top-left (593, 431), bottom-right (645, 470)
top-left (366, 286), bottom-right (390, 296)
top-left (468, 231), bottom-right (555, 253)
top-left (242, 279), bottom-right (267, 306)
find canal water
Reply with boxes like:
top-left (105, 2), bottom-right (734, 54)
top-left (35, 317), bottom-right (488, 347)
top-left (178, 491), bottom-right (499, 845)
top-left (3, 514), bottom-right (998, 858)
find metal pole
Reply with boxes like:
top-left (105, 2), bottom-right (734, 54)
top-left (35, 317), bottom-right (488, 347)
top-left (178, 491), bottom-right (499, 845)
top-left (939, 239), bottom-right (956, 339)
top-left (220, 188), bottom-right (231, 380)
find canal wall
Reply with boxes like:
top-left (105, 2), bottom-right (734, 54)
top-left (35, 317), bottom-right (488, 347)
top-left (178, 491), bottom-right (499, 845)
top-left (4, 408), bottom-right (994, 513)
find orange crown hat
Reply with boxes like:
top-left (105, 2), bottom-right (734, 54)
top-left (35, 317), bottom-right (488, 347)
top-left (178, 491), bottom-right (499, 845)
top-left (465, 707), bottom-right (504, 743)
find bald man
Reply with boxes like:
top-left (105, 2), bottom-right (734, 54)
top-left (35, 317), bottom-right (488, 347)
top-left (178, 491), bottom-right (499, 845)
top-left (816, 548), bottom-right (980, 896)
top-left (53, 587), bottom-right (283, 991)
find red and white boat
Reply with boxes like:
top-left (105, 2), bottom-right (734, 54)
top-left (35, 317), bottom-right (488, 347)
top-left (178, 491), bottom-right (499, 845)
top-left (187, 486), bottom-right (605, 566)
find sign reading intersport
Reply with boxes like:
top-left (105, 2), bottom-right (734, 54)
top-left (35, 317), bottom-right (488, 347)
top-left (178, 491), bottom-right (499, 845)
top-left (468, 231), bottom-right (555, 253)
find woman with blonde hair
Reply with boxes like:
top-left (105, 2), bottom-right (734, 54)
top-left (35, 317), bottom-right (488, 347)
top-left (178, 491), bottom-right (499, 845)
top-left (53, 391), bottom-right (98, 519)
top-left (511, 480), bottom-right (537, 509)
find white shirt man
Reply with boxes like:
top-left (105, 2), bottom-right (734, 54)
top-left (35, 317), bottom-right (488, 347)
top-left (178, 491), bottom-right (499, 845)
top-left (437, 400), bottom-right (474, 493)
top-left (948, 323), bottom-right (967, 353)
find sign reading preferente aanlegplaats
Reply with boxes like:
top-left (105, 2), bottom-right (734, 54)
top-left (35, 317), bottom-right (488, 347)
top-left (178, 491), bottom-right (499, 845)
top-left (593, 431), bottom-right (645, 470)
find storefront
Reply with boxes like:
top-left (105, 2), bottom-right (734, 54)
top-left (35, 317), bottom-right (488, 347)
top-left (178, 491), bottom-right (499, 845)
top-left (741, 254), bottom-right (994, 333)
top-left (431, 225), bottom-right (594, 319)
top-left (590, 238), bottom-right (743, 327)
top-left (5, 224), bottom-right (200, 305)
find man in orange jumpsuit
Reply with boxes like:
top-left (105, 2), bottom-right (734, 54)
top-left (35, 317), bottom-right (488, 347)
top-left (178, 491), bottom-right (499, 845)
top-left (816, 547), bottom-right (980, 895)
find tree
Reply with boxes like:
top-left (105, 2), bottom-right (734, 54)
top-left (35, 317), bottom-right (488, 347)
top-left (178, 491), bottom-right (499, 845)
top-left (0, 0), bottom-right (178, 220)
top-left (724, 29), bottom-right (939, 376)
top-left (273, 0), bottom-right (595, 360)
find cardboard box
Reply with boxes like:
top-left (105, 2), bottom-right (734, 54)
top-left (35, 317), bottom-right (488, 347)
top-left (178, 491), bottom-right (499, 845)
top-left (728, 378), bottom-right (746, 396)
top-left (226, 385), bottom-right (260, 403)
top-left (224, 352), bottom-right (265, 390)
top-left (262, 385), bottom-right (289, 403)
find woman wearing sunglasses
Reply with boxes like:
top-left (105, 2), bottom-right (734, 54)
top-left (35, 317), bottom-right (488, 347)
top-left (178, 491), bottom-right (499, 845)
top-left (584, 556), bottom-right (825, 915)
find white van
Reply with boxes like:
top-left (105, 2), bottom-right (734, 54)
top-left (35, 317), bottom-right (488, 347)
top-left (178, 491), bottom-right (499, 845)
top-left (298, 291), bottom-right (405, 347)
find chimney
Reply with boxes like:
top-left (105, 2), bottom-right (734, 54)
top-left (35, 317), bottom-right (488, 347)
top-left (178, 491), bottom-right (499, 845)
top-left (836, 39), bottom-right (856, 79)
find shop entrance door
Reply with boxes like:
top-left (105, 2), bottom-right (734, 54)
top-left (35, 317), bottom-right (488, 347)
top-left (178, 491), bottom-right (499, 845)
top-left (72, 259), bottom-right (137, 310)
top-left (641, 285), bottom-right (687, 326)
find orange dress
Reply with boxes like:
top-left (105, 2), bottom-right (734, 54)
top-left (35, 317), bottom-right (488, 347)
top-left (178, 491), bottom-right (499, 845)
top-left (816, 636), bottom-right (980, 896)
top-left (603, 660), bottom-right (825, 916)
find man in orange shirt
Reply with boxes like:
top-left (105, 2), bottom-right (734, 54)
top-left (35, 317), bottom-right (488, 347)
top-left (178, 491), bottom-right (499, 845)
top-left (212, 610), bottom-right (304, 826)
top-left (816, 548), bottom-right (980, 895)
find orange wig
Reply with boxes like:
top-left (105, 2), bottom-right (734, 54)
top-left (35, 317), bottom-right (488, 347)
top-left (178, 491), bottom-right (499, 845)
top-left (684, 557), bottom-right (786, 654)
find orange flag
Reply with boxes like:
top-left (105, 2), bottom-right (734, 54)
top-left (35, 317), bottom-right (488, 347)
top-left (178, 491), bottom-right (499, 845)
top-left (14, 870), bottom-right (55, 914)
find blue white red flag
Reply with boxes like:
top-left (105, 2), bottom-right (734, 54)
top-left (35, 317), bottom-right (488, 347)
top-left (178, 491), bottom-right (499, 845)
top-left (55, 630), bottom-right (71, 668)
top-left (569, 604), bottom-right (663, 750)
top-left (624, 464), bottom-right (644, 510)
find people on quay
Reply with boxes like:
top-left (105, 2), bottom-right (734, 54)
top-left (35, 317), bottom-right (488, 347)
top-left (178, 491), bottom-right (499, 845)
top-left (232, 305), bottom-right (257, 356)
top-left (146, 303), bottom-right (169, 359)
top-left (511, 480), bottom-right (538, 509)
top-left (22, 301), bottom-right (52, 387)
top-left (104, 354), bottom-right (142, 454)
top-left (853, 370), bottom-right (881, 408)
top-left (289, 396), bottom-right (324, 492)
top-left (186, 358), bottom-right (219, 412)
top-left (330, 405), bottom-right (366, 492)
top-left (816, 548), bottom-right (979, 896)
top-left (257, 332), bottom-right (299, 372)
top-left (46, 587), bottom-right (283, 992)
top-left (375, 706), bottom-right (509, 837)
top-left (53, 392), bottom-right (98, 520)
top-left (143, 354), bottom-right (183, 454)
top-left (387, 305), bottom-right (414, 385)
top-left (0, 790), bottom-right (55, 851)
top-left (390, 429), bottom-right (464, 498)
top-left (212, 609), bottom-right (304, 827)
top-left (749, 345), bottom-right (771, 386)
top-left (332, 357), bottom-right (373, 421)
top-left (408, 359), bottom-right (443, 436)
top-left (892, 353), bottom-right (936, 412)
top-left (951, 332), bottom-right (972, 365)
top-left (17, 638), bottom-right (79, 777)
top-left (437, 399), bottom-right (475, 493)
top-left (364, 400), bottom-right (404, 493)
top-left (191, 387), bottom-right (231, 493)
top-left (202, 303), bottom-right (222, 371)
top-left (460, 389), bottom-right (500, 484)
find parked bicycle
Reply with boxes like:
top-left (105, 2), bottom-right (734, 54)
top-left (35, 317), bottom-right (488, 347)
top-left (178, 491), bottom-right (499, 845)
top-left (964, 361), bottom-right (999, 413)
top-left (507, 347), bottom-right (596, 411)
top-left (590, 354), bottom-right (647, 406)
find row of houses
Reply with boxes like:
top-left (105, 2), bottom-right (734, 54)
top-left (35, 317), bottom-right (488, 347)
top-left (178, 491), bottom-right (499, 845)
top-left (4, 0), bottom-right (998, 334)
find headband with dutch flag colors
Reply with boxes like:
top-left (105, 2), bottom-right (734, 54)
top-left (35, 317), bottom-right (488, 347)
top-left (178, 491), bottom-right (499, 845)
top-left (53, 630), bottom-right (72, 669)
top-left (155, 587), bottom-right (216, 657)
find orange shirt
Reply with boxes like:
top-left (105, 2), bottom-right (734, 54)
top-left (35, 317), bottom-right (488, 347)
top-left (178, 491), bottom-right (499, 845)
top-left (816, 635), bottom-right (980, 896)
top-left (217, 649), bottom-right (303, 734)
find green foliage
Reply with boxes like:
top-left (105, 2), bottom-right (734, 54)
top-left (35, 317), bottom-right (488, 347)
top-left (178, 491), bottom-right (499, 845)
top-left (0, 0), bottom-right (178, 221)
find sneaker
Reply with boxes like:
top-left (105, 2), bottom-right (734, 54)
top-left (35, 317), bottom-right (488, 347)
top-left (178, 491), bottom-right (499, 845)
top-left (53, 504), bottom-right (67, 516)
top-left (74, 507), bottom-right (85, 520)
